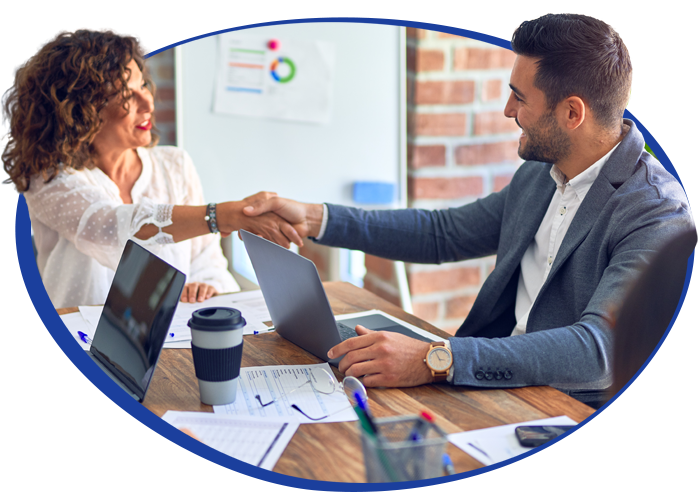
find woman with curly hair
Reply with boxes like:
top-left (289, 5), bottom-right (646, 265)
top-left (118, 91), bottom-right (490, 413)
top-left (3, 30), bottom-right (302, 308)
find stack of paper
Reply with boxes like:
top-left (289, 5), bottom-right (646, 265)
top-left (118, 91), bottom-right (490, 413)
top-left (213, 363), bottom-right (359, 424)
top-left (448, 417), bottom-right (606, 500)
top-left (60, 290), bottom-right (274, 350)
top-left (162, 412), bottom-right (298, 470)
top-left (59, 311), bottom-right (94, 350)
top-left (165, 290), bottom-right (273, 348)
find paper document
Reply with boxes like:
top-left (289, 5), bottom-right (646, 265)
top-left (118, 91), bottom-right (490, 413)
top-left (60, 312), bottom-right (94, 351)
top-left (162, 411), bottom-right (298, 470)
top-left (448, 417), bottom-right (606, 500)
top-left (213, 363), bottom-right (358, 424)
top-left (213, 33), bottom-right (335, 124)
top-left (75, 291), bottom-right (272, 348)
top-left (447, 417), bottom-right (576, 465)
top-left (168, 291), bottom-right (272, 343)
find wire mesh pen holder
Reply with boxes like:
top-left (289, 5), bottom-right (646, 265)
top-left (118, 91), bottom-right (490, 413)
top-left (360, 415), bottom-right (447, 482)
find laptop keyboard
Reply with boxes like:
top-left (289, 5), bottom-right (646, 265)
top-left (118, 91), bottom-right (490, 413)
top-left (23, 356), bottom-right (109, 407)
top-left (336, 322), bottom-right (358, 341)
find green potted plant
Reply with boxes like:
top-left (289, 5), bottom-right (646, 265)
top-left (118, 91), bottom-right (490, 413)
top-left (627, 44), bottom-right (700, 218)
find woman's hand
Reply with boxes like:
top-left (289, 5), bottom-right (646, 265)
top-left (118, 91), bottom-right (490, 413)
top-left (181, 282), bottom-right (218, 303)
top-left (181, 464), bottom-right (262, 500)
top-left (581, 465), bottom-right (608, 493)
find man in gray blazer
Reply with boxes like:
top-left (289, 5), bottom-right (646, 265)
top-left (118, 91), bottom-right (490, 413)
top-left (244, 14), bottom-right (694, 407)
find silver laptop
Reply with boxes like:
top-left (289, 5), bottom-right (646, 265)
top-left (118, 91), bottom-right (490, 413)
top-left (240, 230), bottom-right (432, 366)
top-left (87, 240), bottom-right (186, 401)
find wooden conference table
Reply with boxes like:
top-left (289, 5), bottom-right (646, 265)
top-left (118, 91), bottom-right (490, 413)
top-left (61, 282), bottom-right (595, 482)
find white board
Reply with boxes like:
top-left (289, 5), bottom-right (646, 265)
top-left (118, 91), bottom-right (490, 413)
top-left (176, 22), bottom-right (406, 208)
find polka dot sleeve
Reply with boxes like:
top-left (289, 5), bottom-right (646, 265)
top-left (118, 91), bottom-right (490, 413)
top-left (24, 170), bottom-right (174, 271)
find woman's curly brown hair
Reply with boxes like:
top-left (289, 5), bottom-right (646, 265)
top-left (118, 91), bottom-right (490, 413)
top-left (2, 29), bottom-right (159, 192)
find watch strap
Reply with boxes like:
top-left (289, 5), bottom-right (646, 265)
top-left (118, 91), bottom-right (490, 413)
top-left (204, 203), bottom-right (219, 234)
top-left (83, 441), bottom-right (112, 498)
top-left (426, 341), bottom-right (451, 382)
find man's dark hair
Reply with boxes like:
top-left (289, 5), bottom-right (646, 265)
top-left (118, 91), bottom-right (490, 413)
top-left (511, 14), bottom-right (632, 130)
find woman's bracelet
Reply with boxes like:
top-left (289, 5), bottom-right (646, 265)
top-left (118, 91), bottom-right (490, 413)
top-left (204, 203), bottom-right (219, 234)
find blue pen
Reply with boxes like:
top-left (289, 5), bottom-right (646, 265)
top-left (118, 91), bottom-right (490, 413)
top-left (354, 391), bottom-right (378, 434)
top-left (253, 327), bottom-right (275, 335)
top-left (77, 331), bottom-right (92, 345)
top-left (442, 453), bottom-right (469, 500)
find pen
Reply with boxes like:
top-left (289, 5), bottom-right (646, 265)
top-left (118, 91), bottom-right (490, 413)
top-left (20, 413), bottom-right (114, 425)
top-left (253, 327), bottom-right (275, 335)
top-left (354, 392), bottom-right (378, 434)
top-left (442, 453), bottom-right (469, 500)
top-left (77, 331), bottom-right (92, 345)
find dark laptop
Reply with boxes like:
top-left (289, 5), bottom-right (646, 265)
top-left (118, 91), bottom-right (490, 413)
top-left (87, 240), bottom-right (185, 402)
top-left (239, 229), bottom-right (432, 366)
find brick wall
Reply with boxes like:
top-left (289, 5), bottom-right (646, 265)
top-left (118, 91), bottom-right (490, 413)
top-left (144, 35), bottom-right (522, 335)
top-left (63, 0), bottom-right (175, 144)
top-left (364, 29), bottom-right (521, 334)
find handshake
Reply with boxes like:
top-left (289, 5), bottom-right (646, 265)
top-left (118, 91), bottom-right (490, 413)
top-left (231, 191), bottom-right (323, 248)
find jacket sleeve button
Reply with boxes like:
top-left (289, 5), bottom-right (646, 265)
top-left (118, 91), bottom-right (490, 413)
top-left (475, 370), bottom-right (485, 380)
top-left (504, 370), bottom-right (513, 380)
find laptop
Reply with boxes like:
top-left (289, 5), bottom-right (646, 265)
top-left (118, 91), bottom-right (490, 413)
top-left (239, 229), bottom-right (433, 366)
top-left (87, 240), bottom-right (186, 402)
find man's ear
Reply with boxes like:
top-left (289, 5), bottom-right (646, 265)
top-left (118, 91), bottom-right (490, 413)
top-left (649, 361), bottom-right (673, 428)
top-left (561, 96), bottom-right (586, 130)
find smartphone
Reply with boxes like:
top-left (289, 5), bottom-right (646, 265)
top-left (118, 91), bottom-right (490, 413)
top-left (8, 327), bottom-right (60, 352)
top-left (515, 425), bottom-right (575, 447)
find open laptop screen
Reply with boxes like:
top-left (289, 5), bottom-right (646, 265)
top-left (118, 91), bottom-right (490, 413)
top-left (90, 240), bottom-right (185, 401)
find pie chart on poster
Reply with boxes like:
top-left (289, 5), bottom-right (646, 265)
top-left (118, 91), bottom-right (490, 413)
top-left (270, 56), bottom-right (296, 83)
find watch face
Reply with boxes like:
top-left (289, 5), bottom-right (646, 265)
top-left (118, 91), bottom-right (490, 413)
top-left (427, 347), bottom-right (452, 371)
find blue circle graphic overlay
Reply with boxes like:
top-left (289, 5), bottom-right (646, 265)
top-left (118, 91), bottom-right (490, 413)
top-left (15, 17), bottom-right (695, 492)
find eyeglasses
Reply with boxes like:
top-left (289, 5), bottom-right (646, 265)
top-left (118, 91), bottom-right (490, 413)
top-left (255, 367), bottom-right (367, 421)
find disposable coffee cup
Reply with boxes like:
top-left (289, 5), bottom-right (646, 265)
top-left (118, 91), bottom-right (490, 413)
top-left (187, 307), bottom-right (246, 405)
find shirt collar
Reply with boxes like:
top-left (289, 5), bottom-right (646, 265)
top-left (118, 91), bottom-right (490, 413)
top-left (549, 142), bottom-right (621, 200)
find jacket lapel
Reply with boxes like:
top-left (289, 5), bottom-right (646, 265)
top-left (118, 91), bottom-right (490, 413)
top-left (540, 119), bottom-right (645, 291)
top-left (461, 165), bottom-right (555, 333)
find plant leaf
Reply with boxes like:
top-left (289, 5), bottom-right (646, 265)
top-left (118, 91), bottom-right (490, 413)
top-left (634, 44), bottom-right (697, 78)
top-left (627, 87), bottom-right (639, 108)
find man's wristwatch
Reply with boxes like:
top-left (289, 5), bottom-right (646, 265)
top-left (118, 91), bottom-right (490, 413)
top-left (83, 441), bottom-right (112, 498)
top-left (424, 341), bottom-right (453, 382)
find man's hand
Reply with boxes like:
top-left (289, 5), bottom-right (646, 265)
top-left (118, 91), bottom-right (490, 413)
top-left (242, 194), bottom-right (324, 244)
top-left (182, 464), bottom-right (262, 500)
top-left (327, 325), bottom-right (434, 387)
top-left (181, 282), bottom-right (218, 303)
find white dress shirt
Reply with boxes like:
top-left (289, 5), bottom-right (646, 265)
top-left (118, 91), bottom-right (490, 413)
top-left (25, 146), bottom-right (239, 308)
top-left (511, 143), bottom-right (620, 336)
top-left (0, 443), bottom-right (78, 500)
top-left (316, 145), bottom-right (620, 381)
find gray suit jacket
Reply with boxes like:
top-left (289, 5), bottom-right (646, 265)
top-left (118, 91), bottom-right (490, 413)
top-left (318, 119), bottom-right (694, 405)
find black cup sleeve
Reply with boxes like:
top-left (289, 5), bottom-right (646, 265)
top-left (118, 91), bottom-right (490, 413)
top-left (191, 343), bottom-right (243, 382)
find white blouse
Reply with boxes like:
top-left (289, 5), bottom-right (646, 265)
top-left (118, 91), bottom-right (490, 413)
top-left (24, 146), bottom-right (239, 308)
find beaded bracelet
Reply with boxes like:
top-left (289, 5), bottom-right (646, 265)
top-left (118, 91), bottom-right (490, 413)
top-left (204, 203), bottom-right (219, 233)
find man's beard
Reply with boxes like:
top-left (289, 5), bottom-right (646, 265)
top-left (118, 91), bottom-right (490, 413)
top-left (516, 111), bottom-right (571, 164)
